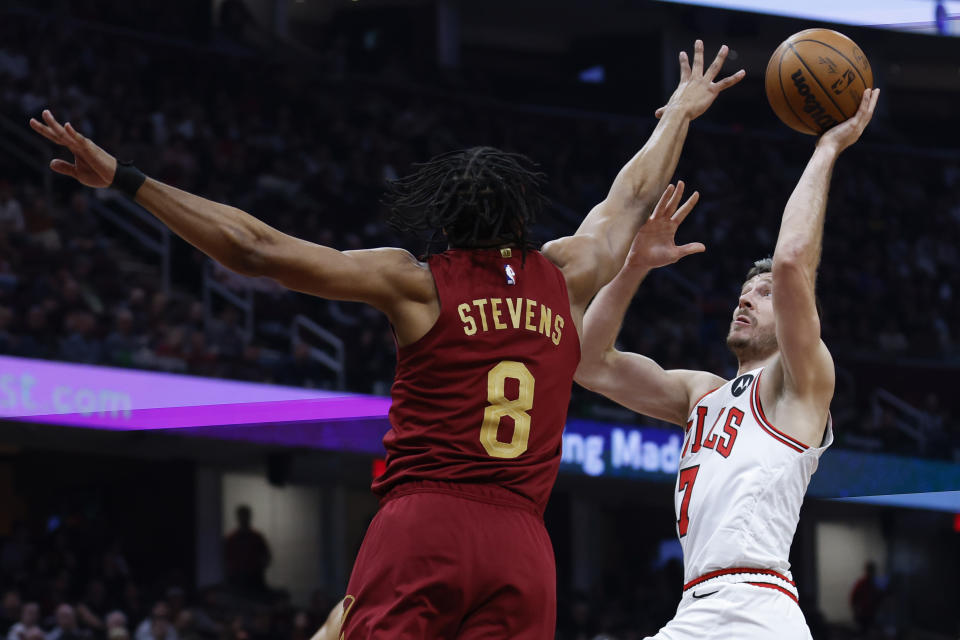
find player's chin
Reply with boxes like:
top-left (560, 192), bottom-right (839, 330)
top-left (726, 331), bottom-right (748, 350)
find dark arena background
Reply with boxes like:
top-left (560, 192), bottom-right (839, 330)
top-left (1, 0), bottom-right (959, 638)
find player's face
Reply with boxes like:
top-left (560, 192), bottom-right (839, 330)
top-left (726, 274), bottom-right (778, 358)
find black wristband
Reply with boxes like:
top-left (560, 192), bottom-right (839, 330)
top-left (111, 161), bottom-right (147, 199)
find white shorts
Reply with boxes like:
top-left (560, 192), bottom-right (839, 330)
top-left (645, 582), bottom-right (813, 640)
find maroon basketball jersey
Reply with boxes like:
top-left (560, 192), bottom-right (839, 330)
top-left (371, 248), bottom-right (580, 514)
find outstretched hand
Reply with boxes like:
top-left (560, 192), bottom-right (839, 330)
top-left (655, 40), bottom-right (745, 121)
top-left (625, 181), bottom-right (705, 271)
top-left (817, 88), bottom-right (879, 154)
top-left (29, 109), bottom-right (117, 188)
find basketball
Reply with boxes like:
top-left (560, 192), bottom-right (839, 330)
top-left (765, 29), bottom-right (873, 135)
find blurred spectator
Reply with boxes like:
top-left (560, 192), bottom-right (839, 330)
top-left (45, 604), bottom-right (89, 640)
top-left (103, 308), bottom-right (143, 366)
top-left (289, 611), bottom-right (311, 640)
top-left (223, 506), bottom-right (271, 594)
top-left (850, 561), bottom-right (882, 636)
top-left (223, 615), bottom-right (248, 640)
top-left (75, 581), bottom-right (109, 634)
top-left (0, 591), bottom-right (20, 638)
top-left (13, 305), bottom-right (54, 359)
top-left (104, 611), bottom-right (127, 635)
top-left (59, 193), bottom-right (101, 252)
top-left (0, 181), bottom-right (25, 234)
top-left (207, 308), bottom-right (244, 362)
top-left (279, 343), bottom-right (334, 388)
top-left (23, 196), bottom-right (60, 252)
top-left (133, 603), bottom-right (176, 640)
top-left (171, 611), bottom-right (197, 640)
top-left (58, 312), bottom-right (102, 364)
top-left (162, 591), bottom-right (185, 625)
top-left (187, 589), bottom-right (222, 638)
top-left (118, 587), bottom-right (143, 636)
top-left (5, 601), bottom-right (39, 640)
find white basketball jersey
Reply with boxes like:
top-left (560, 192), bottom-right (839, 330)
top-left (675, 366), bottom-right (833, 585)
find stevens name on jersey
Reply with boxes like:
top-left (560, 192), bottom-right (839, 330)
top-left (457, 297), bottom-right (565, 346)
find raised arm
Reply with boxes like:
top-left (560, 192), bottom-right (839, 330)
top-left (544, 40), bottom-right (744, 312)
top-left (771, 89), bottom-right (879, 397)
top-left (29, 111), bottom-right (434, 328)
top-left (575, 183), bottom-right (723, 425)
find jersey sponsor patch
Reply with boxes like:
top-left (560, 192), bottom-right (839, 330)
top-left (731, 373), bottom-right (754, 397)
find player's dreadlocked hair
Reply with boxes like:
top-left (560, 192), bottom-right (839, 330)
top-left (385, 146), bottom-right (547, 256)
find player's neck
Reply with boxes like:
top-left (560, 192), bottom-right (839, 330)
top-left (735, 350), bottom-right (778, 377)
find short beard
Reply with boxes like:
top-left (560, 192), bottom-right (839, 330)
top-left (726, 330), bottom-right (778, 364)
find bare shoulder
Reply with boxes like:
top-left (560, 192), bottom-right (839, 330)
top-left (684, 370), bottom-right (728, 414)
top-left (541, 234), bottom-right (604, 309)
top-left (541, 234), bottom-right (597, 268)
top-left (345, 247), bottom-right (435, 303)
top-left (347, 248), bottom-right (440, 346)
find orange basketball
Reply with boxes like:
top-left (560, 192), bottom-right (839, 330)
top-left (765, 29), bottom-right (873, 135)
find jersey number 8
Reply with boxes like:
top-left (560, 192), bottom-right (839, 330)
top-left (480, 361), bottom-right (535, 458)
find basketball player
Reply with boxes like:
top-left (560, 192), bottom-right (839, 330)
top-left (575, 88), bottom-right (878, 639)
top-left (29, 40), bottom-right (743, 638)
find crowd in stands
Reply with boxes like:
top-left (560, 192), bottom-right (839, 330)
top-left (0, 504), bottom-right (925, 640)
top-left (0, 6), bottom-right (958, 462)
top-left (0, 512), bottom-right (345, 640)
top-left (0, 505), bottom-right (859, 640)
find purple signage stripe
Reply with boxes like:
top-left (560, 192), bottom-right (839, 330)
top-left (173, 419), bottom-right (390, 456)
top-left (12, 397), bottom-right (393, 430)
top-left (0, 355), bottom-right (392, 430)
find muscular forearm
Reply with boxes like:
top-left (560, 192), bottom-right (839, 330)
top-left (585, 105), bottom-right (693, 257)
top-left (134, 178), bottom-right (276, 274)
top-left (617, 106), bottom-right (692, 205)
top-left (580, 264), bottom-right (650, 369)
top-left (773, 145), bottom-right (838, 273)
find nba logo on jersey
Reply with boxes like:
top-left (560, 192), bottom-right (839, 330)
top-left (505, 265), bottom-right (516, 285)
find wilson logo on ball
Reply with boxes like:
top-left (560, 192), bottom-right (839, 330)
top-left (790, 69), bottom-right (839, 131)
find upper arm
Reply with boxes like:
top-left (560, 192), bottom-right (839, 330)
top-left (575, 349), bottom-right (723, 426)
top-left (771, 260), bottom-right (835, 396)
top-left (544, 190), bottom-right (657, 312)
top-left (542, 225), bottom-right (621, 312)
top-left (248, 231), bottom-right (434, 312)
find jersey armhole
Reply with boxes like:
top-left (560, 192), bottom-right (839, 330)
top-left (541, 252), bottom-right (581, 360)
top-left (394, 257), bottom-right (444, 355)
top-left (689, 385), bottom-right (722, 413)
top-left (749, 370), bottom-right (812, 452)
